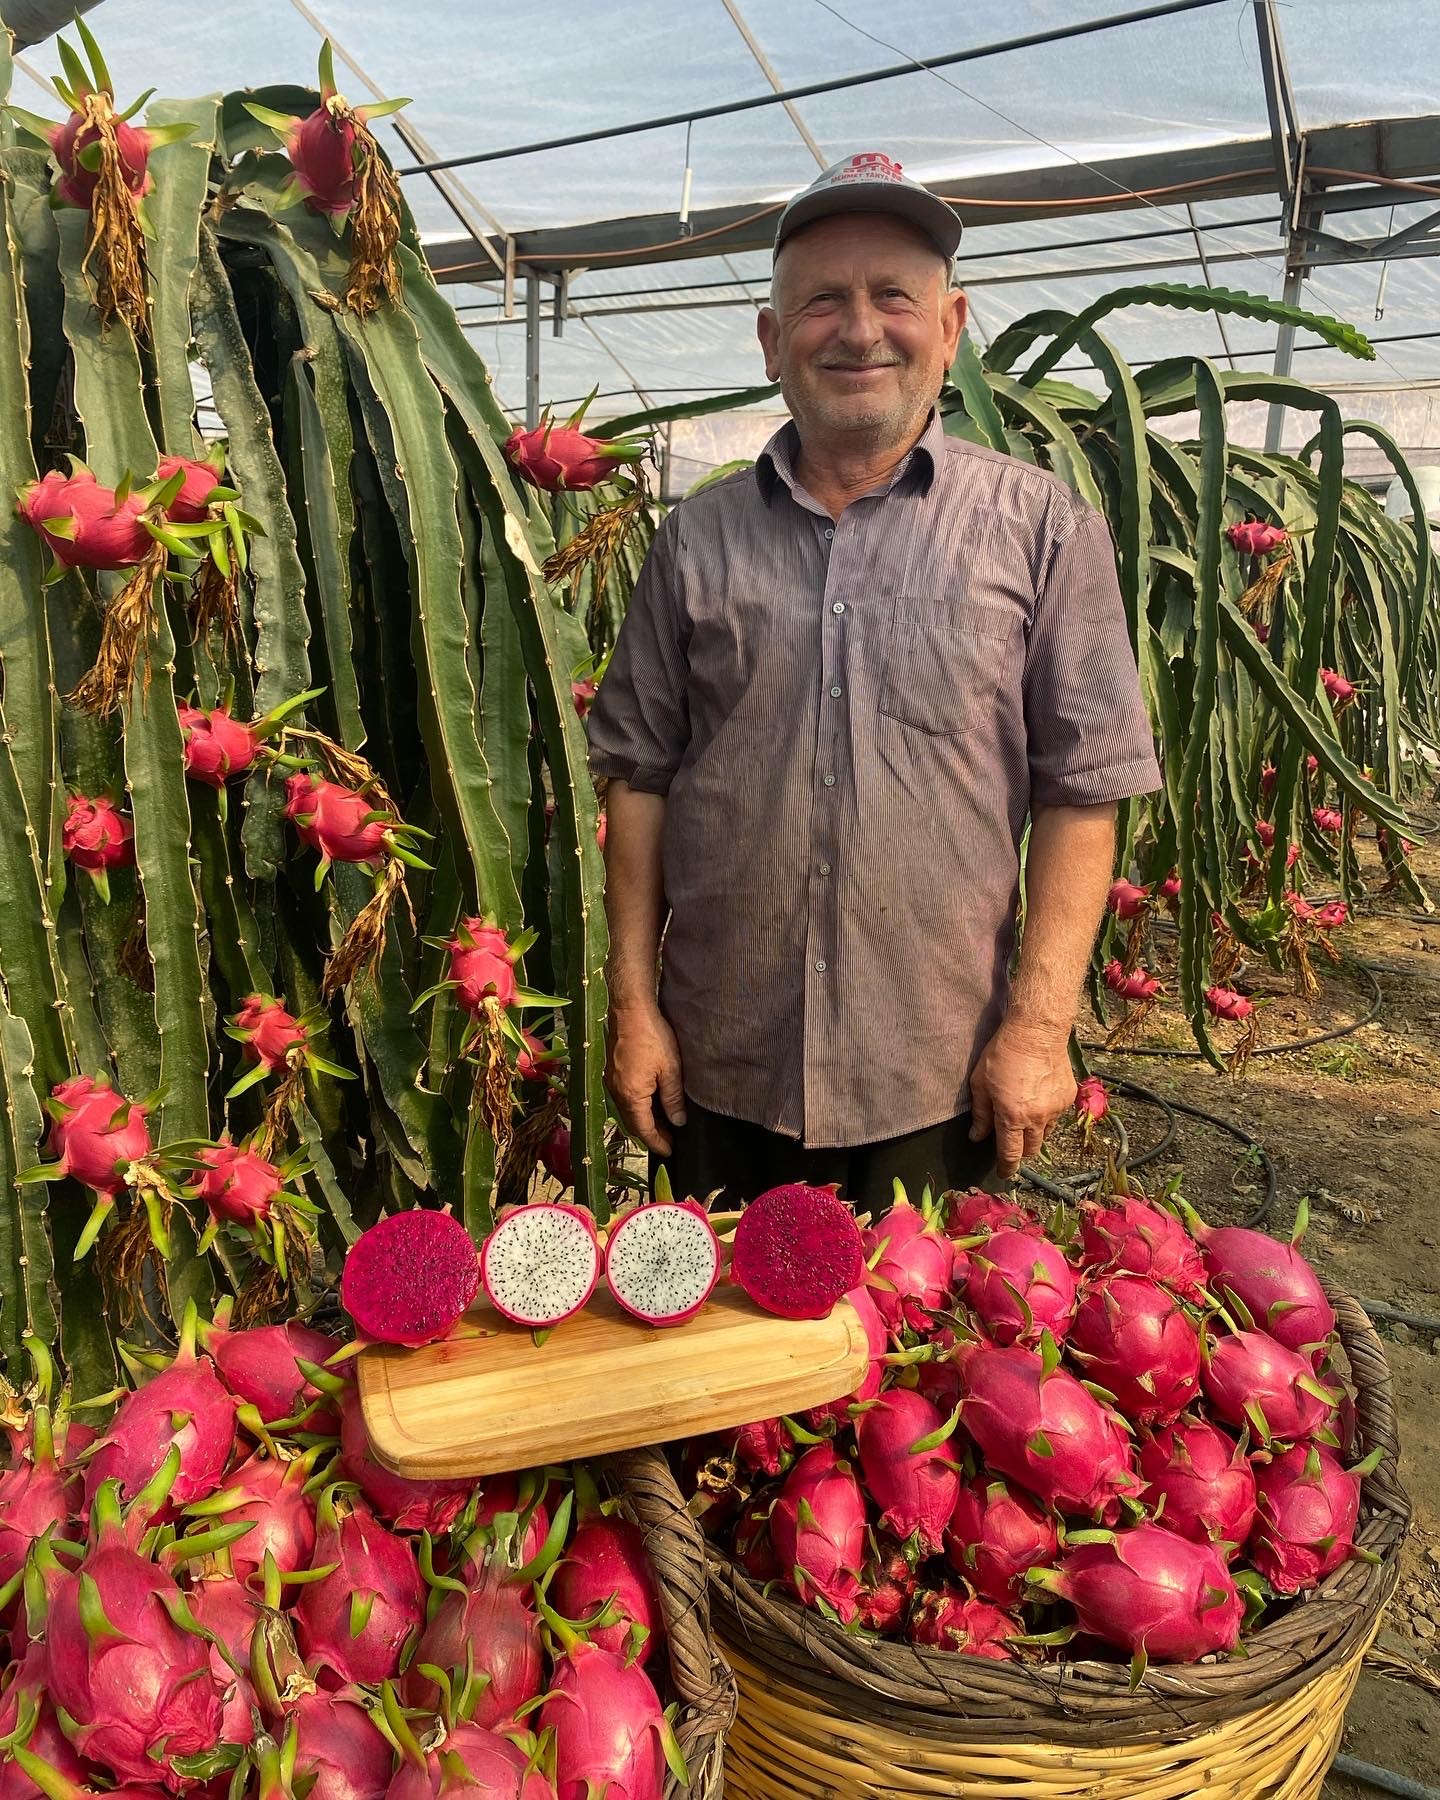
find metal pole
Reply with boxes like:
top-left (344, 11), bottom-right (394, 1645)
top-left (525, 277), bottom-right (542, 430)
top-left (1265, 191), bottom-right (1308, 453)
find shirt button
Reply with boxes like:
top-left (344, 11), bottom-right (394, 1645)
top-left (832, 601), bottom-right (845, 614)
top-left (821, 773), bottom-right (836, 788)
top-left (829, 685), bottom-right (842, 698)
top-left (823, 528), bottom-right (834, 540)
top-left (818, 862), bottom-right (832, 876)
top-left (814, 959), bottom-right (827, 973)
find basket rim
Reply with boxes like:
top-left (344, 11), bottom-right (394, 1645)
top-left (706, 1281), bottom-right (1409, 1743)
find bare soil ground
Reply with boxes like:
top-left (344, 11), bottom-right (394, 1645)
top-left (1046, 836), bottom-right (1440, 1795)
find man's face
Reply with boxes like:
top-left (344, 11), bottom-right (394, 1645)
top-left (757, 212), bottom-right (967, 449)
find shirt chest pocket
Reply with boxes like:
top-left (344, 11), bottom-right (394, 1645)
top-left (877, 600), bottom-right (1018, 736)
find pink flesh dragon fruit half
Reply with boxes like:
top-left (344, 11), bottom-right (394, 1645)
top-left (731, 1182), bottom-right (864, 1320)
top-left (480, 1201), bottom-right (601, 1328)
top-left (769, 1442), bottom-right (867, 1623)
top-left (341, 1207), bottom-right (480, 1346)
top-left (909, 1588), bottom-right (1019, 1660)
top-left (1068, 1275), bottom-right (1202, 1425)
top-left (853, 1388), bottom-right (960, 1558)
top-left (1032, 1522), bottom-right (1243, 1662)
top-left (1249, 1442), bottom-right (1362, 1593)
top-left (603, 1197), bottom-right (720, 1326)
top-left (965, 1230), bottom-right (1078, 1347)
top-left (944, 1474), bottom-right (1058, 1606)
top-left (1137, 1419), bottom-right (1257, 1557)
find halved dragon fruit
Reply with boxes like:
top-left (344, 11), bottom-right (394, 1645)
top-left (481, 1201), bottom-right (601, 1328)
top-left (731, 1183), bottom-right (863, 1320)
top-left (604, 1196), bottom-right (720, 1326)
top-left (340, 1207), bottom-right (479, 1346)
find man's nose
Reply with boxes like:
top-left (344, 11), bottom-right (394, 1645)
top-left (835, 293), bottom-right (884, 352)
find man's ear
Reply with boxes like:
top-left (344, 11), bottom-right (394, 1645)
top-left (757, 306), bottom-right (781, 382)
top-left (943, 287), bottom-right (968, 364)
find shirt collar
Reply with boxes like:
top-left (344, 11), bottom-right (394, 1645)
top-left (756, 408), bottom-right (945, 505)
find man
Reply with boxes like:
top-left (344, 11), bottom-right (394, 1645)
top-left (587, 152), bottom-right (1160, 1208)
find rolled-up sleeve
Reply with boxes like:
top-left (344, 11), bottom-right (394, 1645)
top-left (586, 513), bottom-right (691, 794)
top-left (1023, 507), bottom-right (1161, 807)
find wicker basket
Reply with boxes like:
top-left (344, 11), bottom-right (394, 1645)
top-left (606, 1445), bottom-right (737, 1799)
top-left (709, 1286), bottom-right (1409, 1800)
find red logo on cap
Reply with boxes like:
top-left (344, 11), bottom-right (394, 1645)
top-left (832, 152), bottom-right (904, 186)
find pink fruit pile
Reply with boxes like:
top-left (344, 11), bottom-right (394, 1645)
top-left (0, 1303), bottom-right (687, 1800)
top-left (687, 1184), bottom-right (1378, 1673)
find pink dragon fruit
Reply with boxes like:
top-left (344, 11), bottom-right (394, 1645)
top-left (504, 404), bottom-right (645, 493)
top-left (0, 1398), bottom-right (85, 1590)
top-left (1226, 520), bottom-right (1287, 556)
top-left (915, 1325), bottom-right (963, 1414)
top-left (284, 773), bottom-right (394, 868)
top-left (909, 1589), bottom-right (1018, 1660)
top-left (231, 994), bottom-right (309, 1073)
top-left (1205, 986), bottom-right (1255, 1023)
top-left (189, 1575), bottom-right (261, 1746)
top-left (1073, 1077), bottom-right (1109, 1127)
top-left (802, 1283), bottom-right (888, 1432)
top-left (1321, 668), bottom-right (1356, 708)
top-left (571, 677), bottom-right (597, 718)
top-left (343, 1207), bottom-right (481, 1348)
top-left (854, 1389), bottom-right (960, 1557)
top-left (1201, 1329), bottom-right (1336, 1444)
top-left (204, 1310), bottom-right (344, 1429)
top-left (401, 1551), bottom-right (544, 1727)
top-left (550, 1515), bottom-right (665, 1665)
top-left (178, 706), bottom-right (264, 787)
top-left (446, 918), bottom-right (520, 1015)
top-left (731, 1183), bottom-right (864, 1321)
top-left (18, 467), bottom-right (151, 570)
top-left (469, 1475), bottom-right (552, 1569)
top-left (603, 1197), bottom-right (720, 1327)
top-left (186, 1450), bottom-right (317, 1585)
top-left (0, 1657), bottom-right (93, 1798)
top-left (1249, 1443), bottom-right (1362, 1594)
top-left (729, 1416), bottom-right (796, 1478)
top-left (192, 1139), bottom-right (285, 1227)
top-left (1107, 879), bottom-right (1150, 920)
top-left (83, 1307), bottom-right (236, 1514)
top-left (1137, 1420), bottom-right (1256, 1557)
top-left (855, 1538), bottom-right (916, 1635)
top-left (769, 1444), bottom-right (867, 1622)
top-left (294, 1490), bottom-right (425, 1688)
top-left (539, 1121), bottom-right (574, 1188)
top-left (44, 1501), bottom-right (224, 1784)
top-left (1078, 1195), bottom-right (1206, 1301)
top-left (1068, 1276), bottom-right (1201, 1425)
top-left (540, 1636), bottom-right (671, 1800)
top-left (516, 1029), bottom-right (560, 1084)
top-left (733, 1500), bottom-right (780, 1584)
top-left (1179, 1204), bottom-right (1336, 1362)
top-left (61, 795), bottom-right (136, 898)
top-left (1032, 1522), bottom-right (1243, 1662)
top-left (42, 1074), bottom-right (150, 1196)
top-left (956, 1341), bottom-right (1139, 1522)
top-left (864, 1190), bottom-right (953, 1333)
top-left (387, 1728), bottom-right (555, 1800)
top-left (1312, 806), bottom-right (1345, 836)
top-left (944, 1475), bottom-right (1058, 1606)
top-left (966, 1230), bottom-right (1078, 1347)
top-left (155, 453), bottom-right (226, 523)
top-left (288, 1688), bottom-right (394, 1800)
top-left (944, 1189), bottom-right (1041, 1238)
top-left (338, 1387), bottom-right (477, 1534)
top-left (480, 1202), bottom-right (600, 1329)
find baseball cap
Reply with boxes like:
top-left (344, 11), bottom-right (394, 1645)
top-left (774, 151), bottom-right (962, 259)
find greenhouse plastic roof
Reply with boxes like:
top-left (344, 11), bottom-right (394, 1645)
top-left (17, 0), bottom-right (1440, 446)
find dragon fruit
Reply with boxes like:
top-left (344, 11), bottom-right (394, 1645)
top-left (288, 1688), bottom-right (394, 1800)
top-left (231, 993), bottom-right (309, 1075)
top-left (468, 1476), bottom-right (552, 1569)
top-left (733, 1501), bottom-right (780, 1584)
top-left (855, 1538), bottom-right (916, 1635)
top-left (192, 1139), bottom-right (286, 1228)
top-left (1078, 1195), bottom-right (1206, 1301)
top-left (1201, 1329), bottom-right (1336, 1444)
top-left (188, 1575), bottom-right (261, 1746)
top-left (539, 1635), bottom-right (670, 1800)
top-left (802, 1283), bottom-right (888, 1432)
top-left (730, 1416), bottom-right (795, 1478)
top-left (295, 1490), bottom-right (424, 1689)
top-left (853, 1390), bottom-right (960, 1557)
top-left (915, 1326), bottom-right (964, 1414)
top-left (603, 1197), bottom-right (719, 1326)
top-left (1179, 1204), bottom-right (1336, 1362)
top-left (387, 1728), bottom-right (555, 1800)
top-left (1249, 1443), bottom-right (1362, 1593)
top-left (944, 1476), bottom-right (1058, 1606)
top-left (154, 452), bottom-right (225, 522)
top-left (1073, 1077), bottom-right (1109, 1126)
top-left (83, 1307), bottom-right (236, 1514)
top-left (480, 1202), bottom-right (600, 1329)
top-left (284, 773), bottom-right (393, 868)
top-left (731, 1183), bottom-right (864, 1321)
top-left (1205, 986), bottom-right (1255, 1023)
top-left (966, 1230), bottom-right (1078, 1347)
top-left (18, 467), bottom-right (151, 570)
top-left (204, 1312), bottom-right (344, 1429)
top-left (956, 1341), bottom-right (1139, 1521)
top-left (550, 1515), bottom-right (665, 1665)
top-left (44, 1498), bottom-right (224, 1785)
top-left (539, 1122), bottom-right (574, 1189)
top-left (504, 400), bottom-right (646, 493)
top-left (1137, 1420), bottom-right (1256, 1556)
top-left (401, 1552), bottom-right (544, 1726)
top-left (0, 1397), bottom-right (84, 1590)
top-left (769, 1444), bottom-right (867, 1622)
top-left (1033, 1522), bottom-right (1243, 1661)
top-left (342, 1208), bottom-right (481, 1346)
top-left (178, 705), bottom-right (263, 787)
top-left (1226, 520), bottom-right (1287, 555)
top-left (909, 1589), bottom-right (1018, 1660)
top-left (186, 1450), bottom-right (317, 1586)
top-left (864, 1190), bottom-right (953, 1333)
top-left (41, 1074), bottom-right (150, 1196)
top-left (1321, 668), bottom-right (1356, 707)
top-left (517, 1030), bottom-right (560, 1084)
top-left (61, 796), bottom-right (136, 900)
top-left (1104, 960), bottom-right (1161, 1002)
top-left (338, 1387), bottom-right (476, 1535)
top-left (1068, 1276), bottom-right (1201, 1425)
top-left (0, 1658), bottom-right (92, 1797)
top-left (944, 1189), bottom-right (1041, 1238)
top-left (445, 918), bottom-right (521, 1015)
top-left (1107, 879), bottom-right (1150, 920)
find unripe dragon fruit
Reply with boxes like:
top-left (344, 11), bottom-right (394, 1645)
top-left (1201, 1329), bottom-right (1336, 1444)
top-left (481, 1202), bottom-right (600, 1329)
top-left (343, 1207), bottom-right (481, 1348)
top-left (1226, 520), bottom-right (1287, 555)
top-left (769, 1444), bottom-right (867, 1622)
top-left (18, 467), bottom-right (151, 570)
top-left (179, 705), bottom-right (264, 787)
top-left (232, 994), bottom-right (309, 1073)
top-left (854, 1389), bottom-right (960, 1557)
top-left (44, 1504), bottom-right (224, 1784)
top-left (732, 1182), bottom-right (864, 1321)
top-left (83, 1311), bottom-right (236, 1514)
top-left (1068, 1275), bottom-right (1201, 1425)
top-left (189, 1450), bottom-right (318, 1586)
top-left (955, 1341), bottom-right (1139, 1522)
top-left (539, 1638), bottom-right (669, 1800)
top-left (401, 1551), bottom-right (544, 1727)
top-left (603, 1197), bottom-right (720, 1327)
top-left (338, 1386), bottom-right (476, 1534)
top-left (944, 1475), bottom-right (1058, 1606)
top-left (204, 1311), bottom-right (343, 1429)
top-left (864, 1190), bottom-right (953, 1333)
top-left (550, 1514), bottom-right (665, 1665)
top-left (1181, 1206), bottom-right (1336, 1361)
top-left (966, 1230), bottom-right (1078, 1347)
top-left (1249, 1443), bottom-right (1362, 1593)
top-left (294, 1491), bottom-right (425, 1689)
top-left (802, 1283), bottom-right (888, 1432)
top-left (1078, 1195), bottom-right (1206, 1301)
top-left (1107, 878), bottom-right (1149, 919)
top-left (945, 1188), bottom-right (1041, 1238)
top-left (284, 773), bottom-right (394, 867)
top-left (288, 1687), bottom-right (394, 1800)
top-left (61, 795), bottom-right (136, 889)
top-left (446, 918), bottom-right (520, 1014)
top-left (855, 1538), bottom-right (916, 1635)
top-left (193, 1139), bottom-right (285, 1227)
top-left (1032, 1522), bottom-right (1243, 1662)
top-left (1137, 1420), bottom-right (1256, 1557)
top-left (909, 1588), bottom-right (1018, 1660)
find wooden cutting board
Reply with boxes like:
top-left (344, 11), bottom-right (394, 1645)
top-left (357, 1286), bottom-right (869, 1478)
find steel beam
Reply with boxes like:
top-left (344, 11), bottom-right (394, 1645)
top-left (0, 0), bottom-right (103, 48)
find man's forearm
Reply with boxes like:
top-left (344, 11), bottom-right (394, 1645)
top-left (1008, 802), bottom-right (1117, 1033)
top-left (603, 780), bottom-right (669, 1012)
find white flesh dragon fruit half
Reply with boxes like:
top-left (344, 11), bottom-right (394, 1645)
top-left (480, 1201), bottom-right (601, 1328)
top-left (604, 1199), bottom-right (720, 1326)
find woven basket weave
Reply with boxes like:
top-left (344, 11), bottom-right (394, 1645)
top-left (709, 1285), bottom-right (1408, 1799)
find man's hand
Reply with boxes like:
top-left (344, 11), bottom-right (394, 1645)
top-left (968, 1020), bottom-right (1075, 1180)
top-left (606, 1000), bottom-right (687, 1156)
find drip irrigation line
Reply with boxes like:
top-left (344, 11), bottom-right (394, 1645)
top-left (1353, 1298), bottom-right (1440, 1335)
top-left (1331, 1755), bottom-right (1440, 1800)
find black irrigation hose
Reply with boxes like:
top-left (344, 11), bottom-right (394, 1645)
top-left (1352, 1298), bottom-right (1440, 1335)
top-left (1331, 1755), bottom-right (1440, 1800)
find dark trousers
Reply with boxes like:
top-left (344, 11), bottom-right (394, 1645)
top-left (652, 1096), bottom-right (995, 1214)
